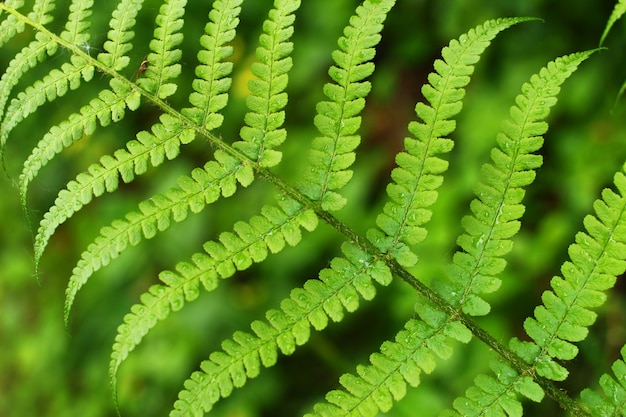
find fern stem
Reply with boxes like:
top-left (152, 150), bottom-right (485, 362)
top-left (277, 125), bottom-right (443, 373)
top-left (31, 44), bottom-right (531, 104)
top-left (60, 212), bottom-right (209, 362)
top-left (262, 165), bottom-right (588, 415)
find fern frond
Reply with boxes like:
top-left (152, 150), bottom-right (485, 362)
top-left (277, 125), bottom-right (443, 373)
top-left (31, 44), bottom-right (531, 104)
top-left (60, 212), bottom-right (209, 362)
top-left (0, 0), bottom-right (97, 153)
top-left (135, 0), bottom-right (186, 99)
top-left (170, 241), bottom-right (392, 416)
top-left (109, 194), bottom-right (317, 396)
top-left (509, 162), bottom-right (626, 381)
top-left (600, 0), bottom-right (626, 46)
top-left (31, 109), bottom-right (188, 265)
top-left (15, 0), bottom-right (159, 196)
top-left (18, 80), bottom-right (141, 202)
top-left (581, 345), bottom-right (626, 416)
top-left (63, 0), bottom-right (302, 330)
top-left (181, 0), bottom-right (242, 129)
top-left (0, 54), bottom-right (94, 151)
top-left (367, 17), bottom-right (534, 270)
top-left (63, 149), bottom-right (255, 325)
top-left (0, 2), bottom-right (56, 125)
top-left (232, 0), bottom-right (301, 168)
top-left (447, 88), bottom-right (626, 417)
top-left (299, 0), bottom-right (395, 212)
top-left (0, 0), bottom-right (27, 47)
top-left (60, 0), bottom-right (93, 47)
top-left (96, 0), bottom-right (144, 72)
top-left (307, 300), bottom-right (471, 417)
top-left (435, 50), bottom-right (596, 318)
top-left (300, 18), bottom-right (535, 417)
top-left (64, 0), bottom-right (294, 332)
top-left (30, 0), bottom-right (241, 262)
top-left (27, 0), bottom-right (55, 27)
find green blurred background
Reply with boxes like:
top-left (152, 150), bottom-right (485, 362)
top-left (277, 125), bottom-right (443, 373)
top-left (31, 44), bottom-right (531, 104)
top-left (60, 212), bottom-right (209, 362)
top-left (2, 0), bottom-right (626, 416)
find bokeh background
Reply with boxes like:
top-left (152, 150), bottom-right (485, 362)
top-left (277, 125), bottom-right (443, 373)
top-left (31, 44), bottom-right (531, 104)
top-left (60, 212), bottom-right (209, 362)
top-left (2, 0), bottom-right (626, 416)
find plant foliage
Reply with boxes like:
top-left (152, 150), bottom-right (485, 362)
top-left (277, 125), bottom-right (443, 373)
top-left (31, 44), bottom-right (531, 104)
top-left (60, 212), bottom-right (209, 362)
top-left (2, 0), bottom-right (626, 416)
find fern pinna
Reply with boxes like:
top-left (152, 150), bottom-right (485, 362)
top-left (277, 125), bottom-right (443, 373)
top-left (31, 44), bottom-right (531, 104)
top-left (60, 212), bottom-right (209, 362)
top-left (2, 0), bottom-right (626, 416)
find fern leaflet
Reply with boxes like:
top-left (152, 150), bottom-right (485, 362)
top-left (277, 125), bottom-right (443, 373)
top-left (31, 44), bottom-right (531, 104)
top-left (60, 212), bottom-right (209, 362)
top-left (135, 0), bottom-right (186, 100)
top-left (232, 0), bottom-right (301, 168)
top-left (435, 52), bottom-right (595, 318)
top-left (32, 113), bottom-right (192, 266)
top-left (0, 0), bottom-right (27, 48)
top-left (18, 81), bottom-right (141, 204)
top-left (97, 0), bottom-right (144, 72)
top-left (62, 151), bottom-right (253, 325)
top-left (366, 17), bottom-right (536, 270)
top-left (180, 0), bottom-right (242, 129)
top-left (510, 164), bottom-right (626, 380)
top-left (307, 299), bottom-right (471, 417)
top-left (600, 0), bottom-right (626, 46)
top-left (0, 4), bottom-right (55, 128)
top-left (581, 344), bottom-right (626, 416)
top-left (299, 0), bottom-right (395, 212)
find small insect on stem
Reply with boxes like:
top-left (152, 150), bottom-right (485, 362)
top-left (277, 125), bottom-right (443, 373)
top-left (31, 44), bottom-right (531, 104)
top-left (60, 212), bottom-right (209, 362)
top-left (137, 59), bottom-right (149, 75)
top-left (132, 58), bottom-right (149, 80)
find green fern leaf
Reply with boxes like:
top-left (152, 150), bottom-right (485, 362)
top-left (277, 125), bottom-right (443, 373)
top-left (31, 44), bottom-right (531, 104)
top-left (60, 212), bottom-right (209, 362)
top-left (170, 241), bottom-right (391, 416)
top-left (441, 358), bottom-right (544, 417)
top-left (0, 53), bottom-right (94, 152)
top-left (32, 113), bottom-right (194, 265)
top-left (367, 17), bottom-right (535, 269)
top-left (135, 0), bottom-right (186, 99)
top-left (60, 0), bottom-right (93, 47)
top-left (0, 1), bottom-right (27, 47)
top-left (449, 79), bottom-right (623, 417)
top-left (439, 50), bottom-right (598, 417)
top-left (232, 0), bottom-right (301, 168)
top-left (108, 195), bottom-right (317, 392)
top-left (18, 82), bottom-right (141, 201)
top-left (62, 151), bottom-right (254, 325)
top-left (181, 0), bottom-right (242, 129)
top-left (509, 163), bottom-right (626, 382)
top-left (435, 50), bottom-right (596, 318)
top-left (96, 0), bottom-right (144, 72)
top-left (2, 0), bottom-right (99, 152)
top-left (299, 0), bottom-right (395, 212)
top-left (0, 21), bottom-right (56, 127)
top-left (600, 0), bottom-right (626, 46)
top-left (4, 0), bottom-right (621, 415)
top-left (27, 0), bottom-right (55, 27)
top-left (581, 345), bottom-right (626, 416)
